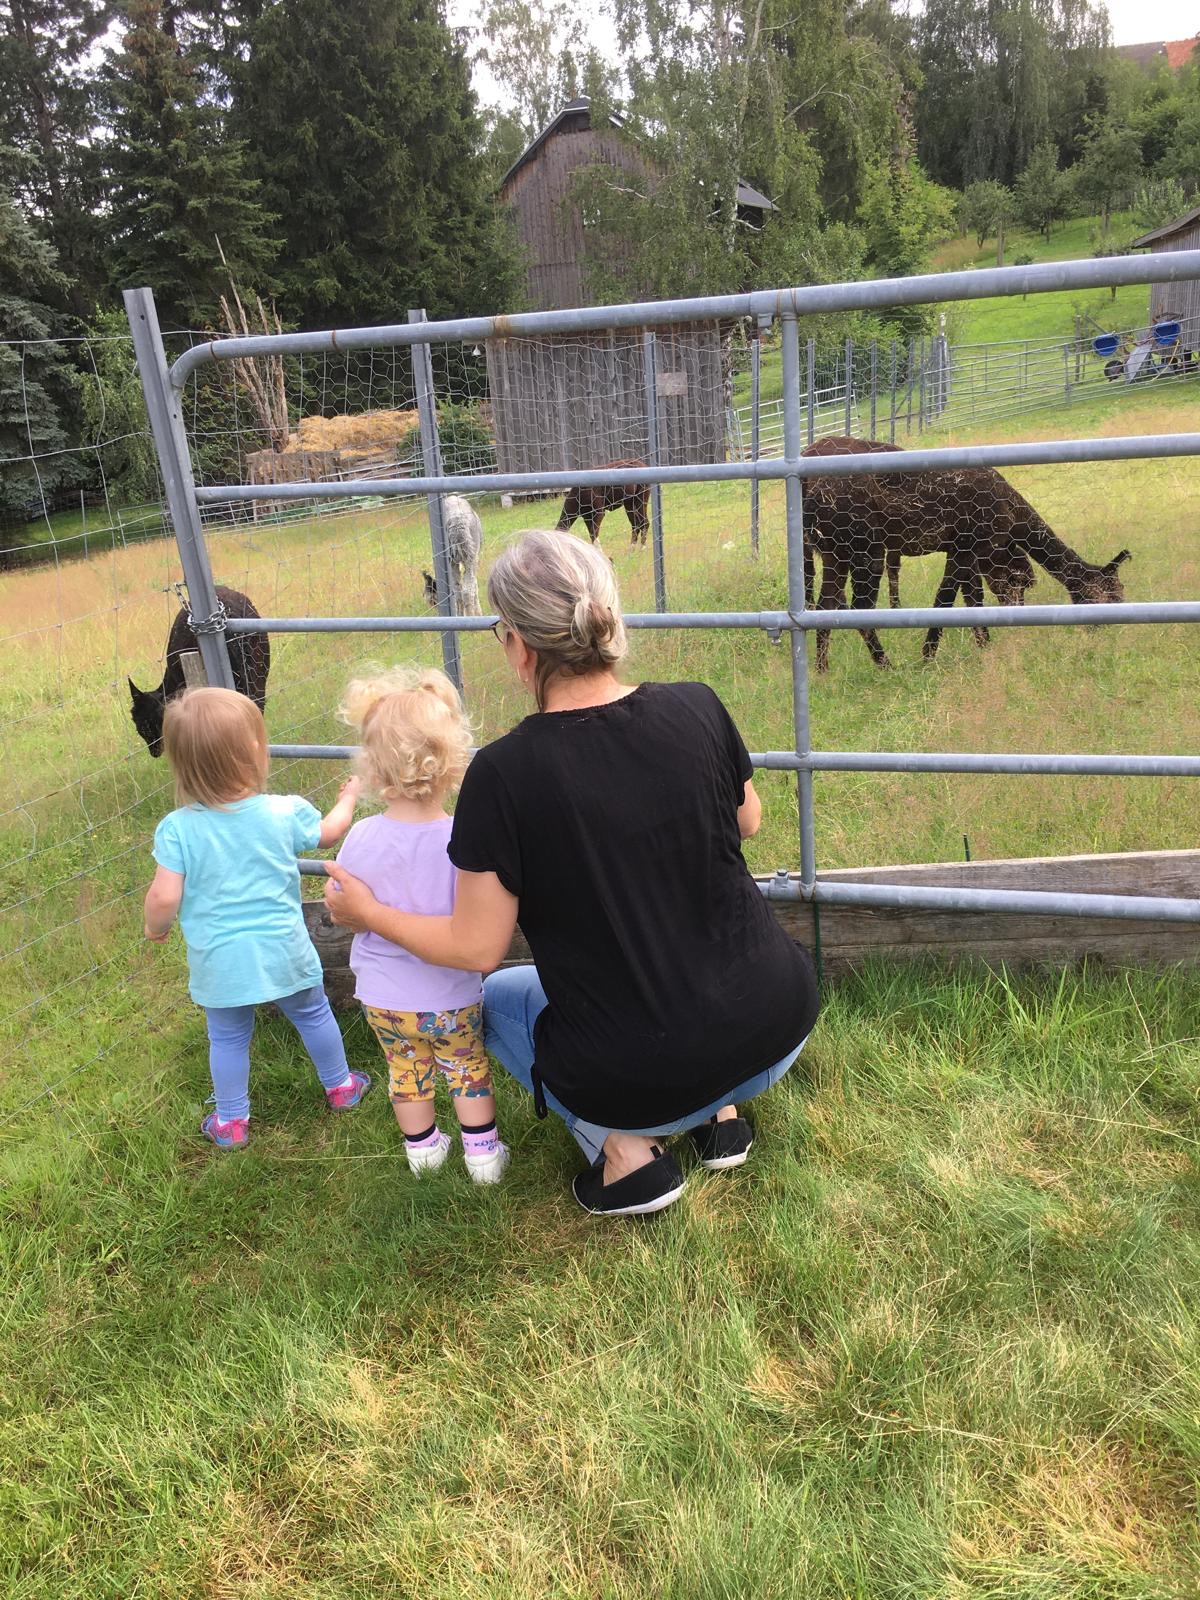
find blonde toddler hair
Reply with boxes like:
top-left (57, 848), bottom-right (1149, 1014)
top-left (339, 665), bottom-right (471, 802)
top-left (487, 529), bottom-right (628, 709)
top-left (162, 687), bottom-right (269, 808)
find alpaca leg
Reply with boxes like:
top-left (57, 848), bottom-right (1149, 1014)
top-left (629, 490), bottom-right (649, 545)
top-left (922, 553), bottom-right (966, 660)
top-left (849, 553), bottom-right (891, 669)
top-left (886, 547), bottom-right (901, 608)
top-left (815, 551), bottom-right (850, 674)
top-left (964, 563), bottom-right (989, 649)
top-left (584, 505), bottom-right (604, 543)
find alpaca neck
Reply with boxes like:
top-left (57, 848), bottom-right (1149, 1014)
top-left (1020, 523), bottom-right (1095, 593)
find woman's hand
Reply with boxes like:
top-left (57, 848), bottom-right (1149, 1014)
top-left (323, 860), bottom-right (382, 932)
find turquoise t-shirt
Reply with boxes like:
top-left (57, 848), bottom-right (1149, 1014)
top-left (153, 794), bottom-right (324, 1008)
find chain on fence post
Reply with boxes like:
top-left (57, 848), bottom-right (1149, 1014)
top-left (749, 329), bottom-right (761, 558)
top-left (780, 312), bottom-right (817, 891)
top-left (124, 287), bottom-right (236, 691)
top-left (641, 330), bottom-right (668, 613)
top-left (409, 308), bottom-right (463, 693)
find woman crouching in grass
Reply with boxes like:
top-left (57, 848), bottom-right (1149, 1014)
top-left (324, 530), bottom-right (819, 1216)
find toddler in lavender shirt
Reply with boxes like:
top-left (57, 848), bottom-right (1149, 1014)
top-left (336, 666), bottom-right (508, 1182)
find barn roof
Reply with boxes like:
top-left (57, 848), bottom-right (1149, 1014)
top-left (1115, 35), bottom-right (1199, 71)
top-left (500, 96), bottom-right (776, 213)
top-left (1131, 204), bottom-right (1200, 248)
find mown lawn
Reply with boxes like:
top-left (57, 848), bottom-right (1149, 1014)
top-left (3, 378), bottom-right (1200, 1595)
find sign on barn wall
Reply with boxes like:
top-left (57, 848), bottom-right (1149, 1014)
top-left (486, 323), bottom-right (726, 474)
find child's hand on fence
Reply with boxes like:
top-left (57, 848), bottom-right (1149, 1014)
top-left (339, 775), bottom-right (362, 805)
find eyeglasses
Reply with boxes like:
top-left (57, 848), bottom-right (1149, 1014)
top-left (490, 619), bottom-right (510, 644)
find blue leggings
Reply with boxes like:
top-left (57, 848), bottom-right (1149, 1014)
top-left (482, 965), bottom-right (808, 1165)
top-left (203, 985), bottom-right (349, 1121)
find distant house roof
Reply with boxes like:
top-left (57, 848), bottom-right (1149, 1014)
top-left (500, 96), bottom-right (776, 213)
top-left (1131, 204), bottom-right (1200, 248)
top-left (1115, 35), bottom-right (1199, 71)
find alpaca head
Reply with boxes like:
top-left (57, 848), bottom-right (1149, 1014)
top-left (422, 570), bottom-right (438, 608)
top-left (128, 678), bottom-right (167, 756)
top-left (1073, 549), bottom-right (1130, 604)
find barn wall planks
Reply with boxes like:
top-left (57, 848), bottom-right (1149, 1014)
top-left (485, 323), bottom-right (728, 474)
top-left (1147, 223), bottom-right (1200, 329)
top-left (303, 849), bottom-right (1200, 1009)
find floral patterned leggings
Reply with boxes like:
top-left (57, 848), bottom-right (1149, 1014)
top-left (362, 1003), bottom-right (493, 1104)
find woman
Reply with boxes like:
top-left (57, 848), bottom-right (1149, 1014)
top-left (324, 530), bottom-right (819, 1216)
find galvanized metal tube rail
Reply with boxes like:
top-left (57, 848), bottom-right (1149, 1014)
top-left (190, 428), bottom-right (1200, 504)
top-left (293, 856), bottom-right (1200, 919)
top-left (225, 601), bottom-right (1200, 634)
top-left (170, 249), bottom-right (1200, 388)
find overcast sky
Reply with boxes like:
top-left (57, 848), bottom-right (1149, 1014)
top-left (1104, 0), bottom-right (1199, 44)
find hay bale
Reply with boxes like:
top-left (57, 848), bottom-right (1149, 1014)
top-left (285, 409), bottom-right (421, 454)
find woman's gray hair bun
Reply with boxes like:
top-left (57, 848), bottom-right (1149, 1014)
top-left (487, 530), bottom-right (628, 708)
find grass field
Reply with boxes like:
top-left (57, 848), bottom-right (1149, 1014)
top-left (3, 381), bottom-right (1200, 1595)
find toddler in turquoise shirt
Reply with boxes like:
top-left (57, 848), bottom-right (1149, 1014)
top-left (144, 686), bottom-right (367, 1148)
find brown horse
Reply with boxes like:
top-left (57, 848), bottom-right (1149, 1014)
top-left (557, 460), bottom-right (651, 544)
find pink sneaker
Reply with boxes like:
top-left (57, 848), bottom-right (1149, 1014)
top-left (201, 1112), bottom-right (249, 1148)
top-left (326, 1070), bottom-right (372, 1111)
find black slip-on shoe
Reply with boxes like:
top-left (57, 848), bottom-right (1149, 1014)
top-left (571, 1146), bottom-right (686, 1216)
top-left (690, 1116), bottom-right (754, 1170)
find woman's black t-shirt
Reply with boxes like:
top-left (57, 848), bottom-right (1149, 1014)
top-left (448, 681), bottom-right (819, 1127)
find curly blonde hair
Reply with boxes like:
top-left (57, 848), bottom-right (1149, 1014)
top-left (339, 665), bottom-right (471, 803)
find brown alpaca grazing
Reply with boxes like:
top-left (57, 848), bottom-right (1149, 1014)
top-left (556, 460), bottom-right (650, 545)
top-left (800, 436), bottom-right (1130, 671)
top-left (128, 585), bottom-right (270, 755)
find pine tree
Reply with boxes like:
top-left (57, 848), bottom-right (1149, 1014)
top-left (0, 183), bottom-right (84, 525)
top-left (0, 1), bottom-right (114, 314)
top-left (232, 0), bottom-right (518, 330)
top-left (103, 0), bottom-right (278, 328)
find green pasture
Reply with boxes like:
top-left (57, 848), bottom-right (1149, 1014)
top-left (3, 384), bottom-right (1200, 1594)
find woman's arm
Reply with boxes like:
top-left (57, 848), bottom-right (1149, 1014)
top-left (323, 862), bottom-right (518, 973)
top-left (144, 865), bottom-right (184, 941)
top-left (737, 778), bottom-right (762, 840)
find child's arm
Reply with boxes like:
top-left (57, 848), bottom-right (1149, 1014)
top-left (318, 776), bottom-right (361, 847)
top-left (144, 866), bottom-right (184, 942)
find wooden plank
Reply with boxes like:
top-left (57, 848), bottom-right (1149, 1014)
top-left (302, 848), bottom-right (1200, 1009)
top-left (179, 650), bottom-right (206, 689)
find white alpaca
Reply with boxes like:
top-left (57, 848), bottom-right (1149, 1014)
top-left (438, 495), bottom-right (482, 616)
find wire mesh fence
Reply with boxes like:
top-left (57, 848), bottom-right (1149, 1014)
top-left (5, 247), bottom-right (1200, 1134)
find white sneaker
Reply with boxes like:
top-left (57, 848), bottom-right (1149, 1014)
top-left (405, 1129), bottom-right (452, 1175)
top-left (463, 1140), bottom-right (510, 1185)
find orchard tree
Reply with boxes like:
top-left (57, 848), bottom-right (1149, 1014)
top-left (103, 0), bottom-right (278, 327)
top-left (1072, 116), bottom-right (1143, 234)
top-left (959, 179), bottom-right (1015, 262)
top-left (1014, 140), bottom-right (1069, 239)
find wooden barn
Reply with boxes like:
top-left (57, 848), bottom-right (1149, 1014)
top-left (499, 96), bottom-right (775, 313)
top-left (489, 98), bottom-right (774, 473)
top-left (1131, 205), bottom-right (1200, 334)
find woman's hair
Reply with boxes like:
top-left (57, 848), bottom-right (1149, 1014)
top-left (487, 529), bottom-right (628, 709)
top-left (339, 665), bottom-right (472, 802)
top-left (162, 687), bottom-right (268, 807)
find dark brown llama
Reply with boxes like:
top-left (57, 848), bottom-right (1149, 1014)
top-left (128, 586), bottom-right (271, 755)
top-left (556, 460), bottom-right (650, 544)
top-left (801, 436), bottom-right (1130, 670)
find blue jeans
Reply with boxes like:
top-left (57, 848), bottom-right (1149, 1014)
top-left (482, 965), bottom-right (808, 1164)
top-left (204, 985), bottom-right (349, 1121)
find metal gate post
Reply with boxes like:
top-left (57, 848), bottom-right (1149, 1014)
top-left (749, 330), bottom-right (761, 558)
top-left (123, 287), bottom-right (235, 690)
top-left (642, 331), bottom-right (667, 612)
top-left (409, 309), bottom-right (463, 692)
top-left (781, 313), bottom-right (817, 890)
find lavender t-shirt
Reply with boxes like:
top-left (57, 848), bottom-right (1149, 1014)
top-left (335, 813), bottom-right (483, 1012)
